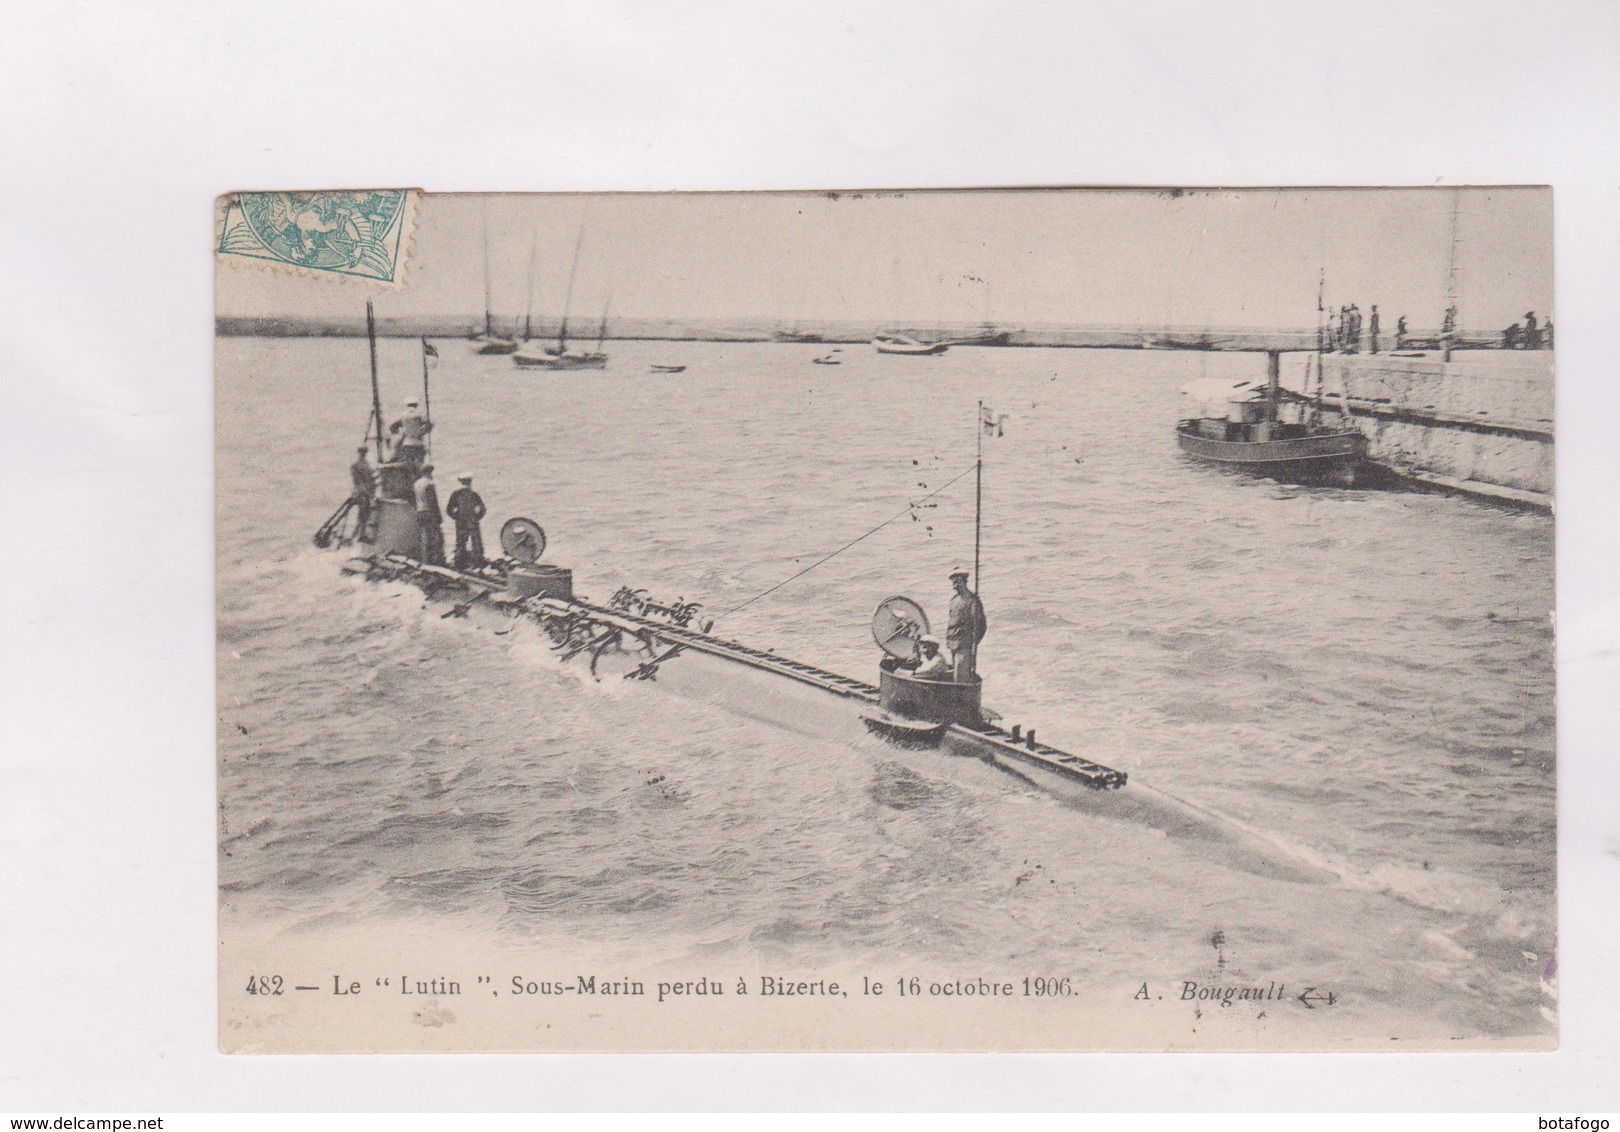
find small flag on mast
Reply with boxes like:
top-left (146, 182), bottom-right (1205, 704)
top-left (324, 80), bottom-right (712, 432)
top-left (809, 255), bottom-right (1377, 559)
top-left (980, 405), bottom-right (1007, 437)
top-left (421, 338), bottom-right (438, 358)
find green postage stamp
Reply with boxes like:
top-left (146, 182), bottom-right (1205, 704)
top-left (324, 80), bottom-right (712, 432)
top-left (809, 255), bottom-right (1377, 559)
top-left (218, 190), bottom-right (417, 287)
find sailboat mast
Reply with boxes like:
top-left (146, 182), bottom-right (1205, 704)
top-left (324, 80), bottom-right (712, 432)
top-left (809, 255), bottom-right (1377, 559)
top-left (1316, 266), bottom-right (1326, 355)
top-left (482, 209), bottom-right (494, 340)
top-left (1265, 351), bottom-right (1282, 422)
top-left (974, 401), bottom-right (983, 592)
top-left (595, 293), bottom-right (611, 353)
top-left (420, 338), bottom-right (432, 459)
top-left (1442, 187), bottom-right (1462, 361)
top-left (366, 300), bottom-right (384, 461)
top-left (523, 229), bottom-right (538, 342)
top-left (558, 226), bottom-right (585, 352)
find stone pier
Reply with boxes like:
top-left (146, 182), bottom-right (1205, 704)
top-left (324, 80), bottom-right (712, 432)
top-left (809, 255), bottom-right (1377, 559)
top-left (1308, 352), bottom-right (1553, 509)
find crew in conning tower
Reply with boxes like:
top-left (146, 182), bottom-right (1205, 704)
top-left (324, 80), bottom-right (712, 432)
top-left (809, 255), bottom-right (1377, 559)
top-left (946, 567), bottom-right (987, 682)
top-left (911, 635), bottom-right (950, 679)
top-left (389, 398), bottom-right (432, 471)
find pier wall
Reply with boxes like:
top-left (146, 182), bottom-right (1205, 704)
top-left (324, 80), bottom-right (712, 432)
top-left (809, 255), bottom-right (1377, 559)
top-left (1314, 353), bottom-right (1553, 504)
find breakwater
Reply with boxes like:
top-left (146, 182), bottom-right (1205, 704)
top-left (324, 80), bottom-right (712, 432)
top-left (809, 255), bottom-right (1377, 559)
top-left (1309, 352), bottom-right (1553, 508)
top-left (216, 315), bottom-right (1505, 353)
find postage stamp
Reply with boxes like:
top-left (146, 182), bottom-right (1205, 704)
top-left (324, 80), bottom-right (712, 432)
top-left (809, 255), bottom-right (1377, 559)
top-left (217, 189), bottom-right (418, 287)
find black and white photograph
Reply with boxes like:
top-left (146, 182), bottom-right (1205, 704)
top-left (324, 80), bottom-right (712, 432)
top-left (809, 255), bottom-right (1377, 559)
top-left (215, 186), bottom-right (1555, 1052)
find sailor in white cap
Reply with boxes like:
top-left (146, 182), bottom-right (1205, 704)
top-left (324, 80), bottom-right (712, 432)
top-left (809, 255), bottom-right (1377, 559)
top-left (946, 567), bottom-right (986, 682)
top-left (911, 633), bottom-right (950, 680)
top-left (388, 397), bottom-right (433, 470)
top-left (446, 471), bottom-right (487, 569)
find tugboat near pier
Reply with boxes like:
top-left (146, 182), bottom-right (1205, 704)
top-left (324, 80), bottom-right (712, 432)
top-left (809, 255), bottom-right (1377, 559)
top-left (1176, 349), bottom-right (1368, 487)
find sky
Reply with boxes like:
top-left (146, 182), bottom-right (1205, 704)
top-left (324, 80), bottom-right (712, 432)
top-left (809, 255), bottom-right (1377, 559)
top-left (217, 187), bottom-right (1554, 333)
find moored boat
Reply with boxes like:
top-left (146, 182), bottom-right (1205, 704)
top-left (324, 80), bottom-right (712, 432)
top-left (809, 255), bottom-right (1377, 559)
top-left (1174, 420), bottom-right (1367, 485)
top-left (873, 333), bottom-right (948, 356)
top-left (473, 334), bottom-right (518, 356)
top-left (471, 205), bottom-right (517, 354)
top-left (515, 347), bottom-right (606, 370)
top-left (515, 225), bottom-right (609, 371)
top-left (941, 330), bottom-right (1010, 347)
top-left (1176, 352), bottom-right (1368, 487)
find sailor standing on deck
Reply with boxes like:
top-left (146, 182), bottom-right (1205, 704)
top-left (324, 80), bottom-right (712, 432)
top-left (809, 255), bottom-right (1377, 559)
top-left (446, 473), bottom-right (487, 569)
top-left (413, 464), bottom-right (445, 566)
top-left (389, 398), bottom-right (432, 471)
top-left (946, 568), bottom-right (987, 683)
top-left (348, 446), bottom-right (377, 540)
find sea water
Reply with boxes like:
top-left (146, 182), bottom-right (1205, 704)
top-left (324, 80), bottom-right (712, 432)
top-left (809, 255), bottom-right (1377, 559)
top-left (217, 337), bottom-right (1555, 1041)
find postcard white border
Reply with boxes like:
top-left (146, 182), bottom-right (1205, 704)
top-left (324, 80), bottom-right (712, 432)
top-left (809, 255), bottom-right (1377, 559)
top-left (5, 0), bottom-right (1618, 1113)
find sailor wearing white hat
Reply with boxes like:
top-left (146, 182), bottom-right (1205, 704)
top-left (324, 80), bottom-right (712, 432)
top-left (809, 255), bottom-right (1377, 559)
top-left (946, 567), bottom-right (986, 682)
top-left (912, 633), bottom-right (950, 679)
top-left (388, 398), bottom-right (433, 470)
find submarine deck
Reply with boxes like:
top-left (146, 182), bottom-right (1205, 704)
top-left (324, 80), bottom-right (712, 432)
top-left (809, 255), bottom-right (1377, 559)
top-left (368, 552), bottom-right (1126, 790)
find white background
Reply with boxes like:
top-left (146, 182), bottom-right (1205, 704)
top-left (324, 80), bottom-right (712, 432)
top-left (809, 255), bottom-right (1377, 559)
top-left (2, 0), bottom-right (1616, 1113)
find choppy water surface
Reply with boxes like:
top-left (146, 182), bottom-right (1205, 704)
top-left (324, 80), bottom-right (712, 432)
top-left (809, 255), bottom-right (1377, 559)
top-left (217, 338), bottom-right (1555, 1041)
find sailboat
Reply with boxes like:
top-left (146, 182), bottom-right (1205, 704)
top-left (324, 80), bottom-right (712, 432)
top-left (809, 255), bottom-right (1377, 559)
top-left (512, 227), bottom-right (546, 355)
top-left (471, 210), bottom-right (517, 355)
top-left (514, 228), bottom-right (608, 371)
top-left (940, 328), bottom-right (1010, 347)
top-left (940, 280), bottom-right (1009, 346)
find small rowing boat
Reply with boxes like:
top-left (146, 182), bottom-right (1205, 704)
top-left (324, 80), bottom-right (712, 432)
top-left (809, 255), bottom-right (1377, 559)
top-left (873, 333), bottom-right (947, 356)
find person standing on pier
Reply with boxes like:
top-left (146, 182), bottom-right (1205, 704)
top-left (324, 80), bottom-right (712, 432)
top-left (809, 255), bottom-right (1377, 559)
top-left (1543, 317), bottom-right (1554, 349)
top-left (1523, 311), bottom-right (1540, 350)
top-left (946, 567), bottom-right (987, 683)
top-left (413, 463), bottom-right (445, 566)
top-left (1395, 315), bottom-right (1408, 350)
top-left (1368, 306), bottom-right (1380, 354)
top-left (348, 445), bottom-right (377, 541)
top-left (447, 472), bottom-right (488, 569)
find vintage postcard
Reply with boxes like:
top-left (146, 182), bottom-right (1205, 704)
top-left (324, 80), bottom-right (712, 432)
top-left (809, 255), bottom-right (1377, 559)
top-left (216, 188), bottom-right (1555, 1052)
